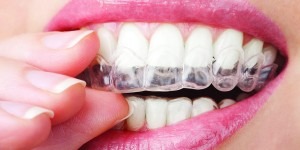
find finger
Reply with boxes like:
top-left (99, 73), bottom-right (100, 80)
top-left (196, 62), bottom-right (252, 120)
top-left (0, 30), bottom-right (99, 76)
top-left (0, 101), bottom-right (53, 149)
top-left (35, 89), bottom-right (130, 149)
top-left (0, 57), bottom-right (86, 124)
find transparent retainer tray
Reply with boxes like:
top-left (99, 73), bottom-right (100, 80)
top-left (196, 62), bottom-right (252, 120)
top-left (86, 49), bottom-right (278, 93)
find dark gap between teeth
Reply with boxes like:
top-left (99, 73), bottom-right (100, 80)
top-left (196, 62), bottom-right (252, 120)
top-left (124, 87), bottom-right (248, 103)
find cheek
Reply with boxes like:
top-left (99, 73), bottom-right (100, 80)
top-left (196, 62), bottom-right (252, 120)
top-left (250, 0), bottom-right (300, 57)
top-left (218, 56), bottom-right (300, 149)
top-left (27, 0), bottom-right (71, 32)
top-left (0, 0), bottom-right (71, 40)
top-left (0, 1), bottom-right (28, 39)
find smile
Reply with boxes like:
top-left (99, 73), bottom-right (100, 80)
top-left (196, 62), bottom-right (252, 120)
top-left (47, 0), bottom-right (287, 149)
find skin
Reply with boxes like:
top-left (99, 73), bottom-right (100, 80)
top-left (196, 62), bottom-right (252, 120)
top-left (0, 0), bottom-right (299, 149)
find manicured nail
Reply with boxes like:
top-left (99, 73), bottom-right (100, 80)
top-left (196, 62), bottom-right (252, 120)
top-left (0, 101), bottom-right (54, 120)
top-left (115, 100), bottom-right (135, 124)
top-left (42, 30), bottom-right (93, 49)
top-left (26, 70), bottom-right (86, 94)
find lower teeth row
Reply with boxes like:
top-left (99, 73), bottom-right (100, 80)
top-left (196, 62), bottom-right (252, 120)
top-left (118, 96), bottom-right (238, 131)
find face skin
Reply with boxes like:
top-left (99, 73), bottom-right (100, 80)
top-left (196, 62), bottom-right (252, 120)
top-left (0, 0), bottom-right (300, 149)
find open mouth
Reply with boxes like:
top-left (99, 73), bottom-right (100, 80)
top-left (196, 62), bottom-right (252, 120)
top-left (47, 0), bottom-right (287, 149)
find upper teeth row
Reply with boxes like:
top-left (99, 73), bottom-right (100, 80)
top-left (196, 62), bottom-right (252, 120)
top-left (87, 23), bottom-right (278, 92)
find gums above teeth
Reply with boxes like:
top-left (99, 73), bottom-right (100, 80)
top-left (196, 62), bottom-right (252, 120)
top-left (86, 22), bottom-right (279, 93)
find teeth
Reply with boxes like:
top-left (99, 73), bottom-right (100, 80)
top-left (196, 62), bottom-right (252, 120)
top-left (147, 24), bottom-right (184, 67)
top-left (185, 26), bottom-right (213, 67)
top-left (255, 46), bottom-right (278, 90)
top-left (88, 23), bottom-right (279, 93)
top-left (262, 46), bottom-right (277, 66)
top-left (192, 97), bottom-right (218, 117)
top-left (96, 27), bottom-right (117, 63)
top-left (145, 97), bottom-right (168, 129)
top-left (183, 27), bottom-right (213, 89)
top-left (113, 23), bottom-right (148, 92)
top-left (167, 97), bottom-right (192, 125)
top-left (126, 96), bottom-right (146, 131)
top-left (212, 29), bottom-right (244, 91)
top-left (213, 29), bottom-right (243, 69)
top-left (218, 99), bottom-right (236, 108)
top-left (115, 23), bottom-right (149, 67)
top-left (243, 39), bottom-right (264, 68)
top-left (238, 38), bottom-right (264, 92)
top-left (145, 24), bottom-right (184, 91)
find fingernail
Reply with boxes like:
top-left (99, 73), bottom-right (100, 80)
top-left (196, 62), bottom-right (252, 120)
top-left (26, 70), bottom-right (86, 94)
top-left (42, 30), bottom-right (93, 49)
top-left (115, 100), bottom-right (135, 124)
top-left (0, 101), bottom-right (54, 120)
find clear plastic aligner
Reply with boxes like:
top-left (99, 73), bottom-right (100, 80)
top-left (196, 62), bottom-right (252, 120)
top-left (112, 23), bottom-right (149, 93)
top-left (238, 54), bottom-right (264, 92)
top-left (183, 27), bottom-right (213, 89)
top-left (88, 57), bottom-right (113, 91)
top-left (255, 64), bottom-right (278, 90)
top-left (112, 48), bottom-right (146, 93)
top-left (212, 47), bottom-right (243, 92)
top-left (145, 48), bottom-right (183, 91)
top-left (183, 65), bottom-right (212, 89)
top-left (182, 47), bottom-right (213, 89)
top-left (86, 25), bottom-right (279, 93)
top-left (145, 24), bottom-right (185, 91)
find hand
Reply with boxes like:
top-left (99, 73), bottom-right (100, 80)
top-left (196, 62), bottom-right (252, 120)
top-left (0, 31), bottom-right (129, 149)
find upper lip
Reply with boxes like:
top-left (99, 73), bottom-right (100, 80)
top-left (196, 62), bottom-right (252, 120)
top-left (47, 0), bottom-right (286, 149)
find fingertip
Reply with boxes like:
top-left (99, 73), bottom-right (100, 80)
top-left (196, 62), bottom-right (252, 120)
top-left (86, 89), bottom-right (130, 125)
top-left (0, 110), bottom-right (52, 149)
top-left (50, 82), bottom-right (86, 125)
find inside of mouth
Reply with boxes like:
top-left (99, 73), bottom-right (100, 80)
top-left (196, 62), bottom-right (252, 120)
top-left (76, 22), bottom-right (286, 132)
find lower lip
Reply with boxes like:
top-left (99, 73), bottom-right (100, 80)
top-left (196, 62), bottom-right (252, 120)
top-left (80, 70), bottom-right (285, 149)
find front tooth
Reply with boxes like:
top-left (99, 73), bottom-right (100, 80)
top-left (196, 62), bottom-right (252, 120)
top-left (192, 97), bottom-right (218, 117)
top-left (218, 99), bottom-right (236, 108)
top-left (96, 27), bottom-right (117, 64)
top-left (167, 97), bottom-right (192, 125)
top-left (115, 23), bottom-right (149, 67)
top-left (145, 24), bottom-right (184, 91)
top-left (183, 27), bottom-right (213, 89)
top-left (238, 39), bottom-right (264, 92)
top-left (126, 96), bottom-right (146, 131)
top-left (212, 29), bottom-right (244, 91)
top-left (113, 23), bottom-right (149, 92)
top-left (147, 24), bottom-right (184, 67)
top-left (145, 97), bottom-right (168, 129)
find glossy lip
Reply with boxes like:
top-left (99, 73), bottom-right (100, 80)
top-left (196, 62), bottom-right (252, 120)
top-left (47, 0), bottom-right (287, 149)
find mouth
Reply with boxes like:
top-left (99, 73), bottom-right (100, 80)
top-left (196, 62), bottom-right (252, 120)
top-left (47, 0), bottom-right (287, 149)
